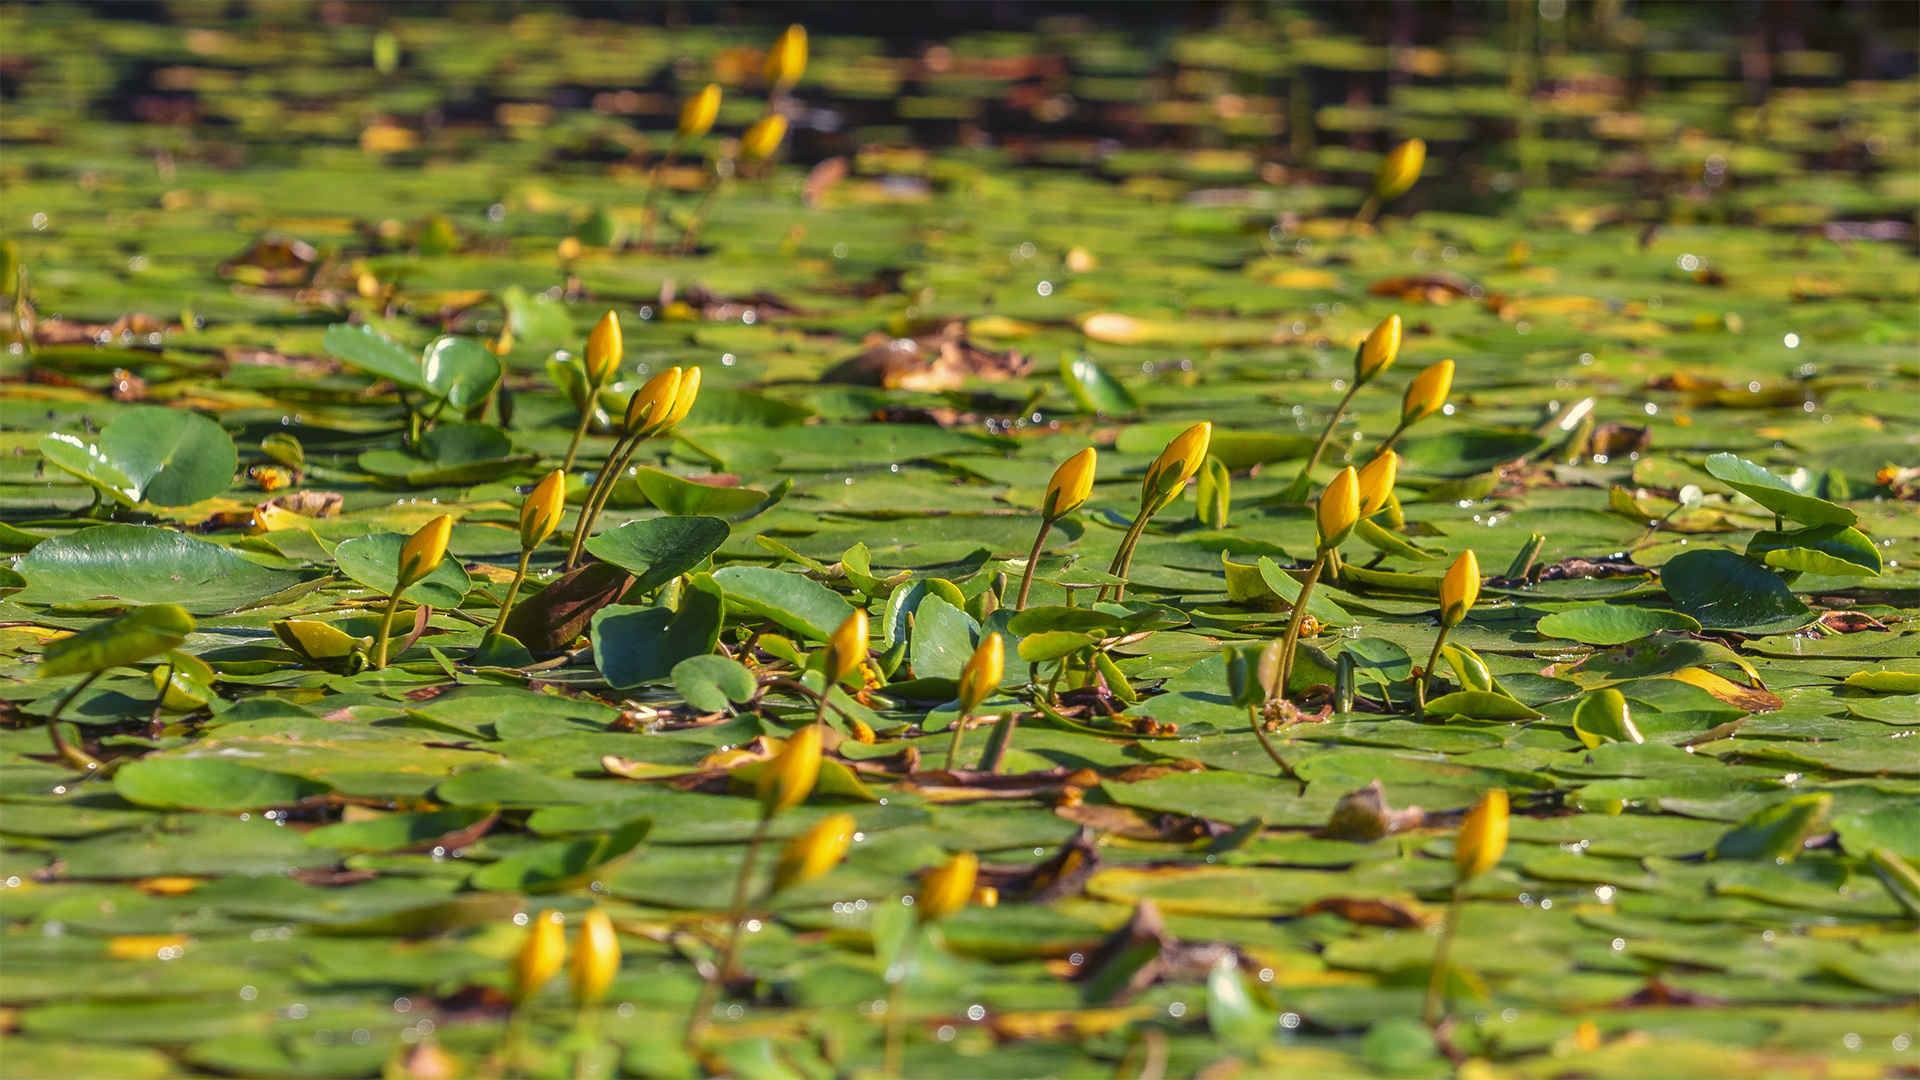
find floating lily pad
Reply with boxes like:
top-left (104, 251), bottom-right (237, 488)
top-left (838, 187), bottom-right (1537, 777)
top-left (13, 525), bottom-right (307, 613)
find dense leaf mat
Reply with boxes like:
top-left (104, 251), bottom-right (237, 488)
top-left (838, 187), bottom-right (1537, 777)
top-left (2, 7), bottom-right (1918, 1080)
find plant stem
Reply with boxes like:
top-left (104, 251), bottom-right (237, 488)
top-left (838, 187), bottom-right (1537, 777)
top-left (565, 432), bottom-right (644, 569)
top-left (946, 708), bottom-right (974, 771)
top-left (1372, 419), bottom-right (1412, 458)
top-left (1423, 886), bottom-right (1468, 1027)
top-left (1100, 506), bottom-right (1154, 602)
top-left (686, 815), bottom-right (771, 1044)
top-left (490, 548), bottom-right (534, 635)
top-left (1293, 381), bottom-right (1364, 491)
top-left (371, 588), bottom-right (406, 670)
top-left (45, 671), bottom-right (103, 772)
top-left (567, 432), bottom-right (633, 564)
top-left (1014, 519), bottom-right (1053, 611)
top-left (1246, 704), bottom-right (1290, 776)
top-left (1270, 551), bottom-right (1329, 707)
top-left (1416, 626), bottom-right (1451, 717)
top-left (558, 383), bottom-right (602, 474)
top-left (1352, 193), bottom-right (1382, 227)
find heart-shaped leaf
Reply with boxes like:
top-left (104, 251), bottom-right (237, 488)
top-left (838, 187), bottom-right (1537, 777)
top-left (672, 655), bottom-right (758, 712)
top-left (419, 335), bottom-right (501, 409)
top-left (591, 586), bottom-right (723, 689)
top-left (98, 407), bottom-right (237, 507)
top-left (586, 516), bottom-right (729, 593)
top-left (1660, 548), bottom-right (1812, 631)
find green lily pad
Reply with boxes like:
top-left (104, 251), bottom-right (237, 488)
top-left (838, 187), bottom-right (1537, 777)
top-left (1536, 604), bottom-right (1702, 645)
top-left (13, 525), bottom-right (306, 613)
top-left (115, 758), bottom-right (331, 811)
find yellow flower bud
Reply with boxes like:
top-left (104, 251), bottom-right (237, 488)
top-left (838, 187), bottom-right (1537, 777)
top-left (764, 25), bottom-right (808, 89)
top-left (956, 633), bottom-right (1004, 715)
top-left (1356, 314), bottom-right (1401, 384)
top-left (569, 907), bottom-right (620, 1006)
top-left (1440, 549), bottom-right (1480, 628)
top-left (585, 311), bottom-right (622, 385)
top-left (1315, 468), bottom-right (1360, 550)
top-left (1454, 788), bottom-right (1508, 881)
top-left (1356, 451), bottom-right (1398, 518)
top-left (1043, 448), bottom-right (1097, 520)
top-left (916, 850), bottom-right (978, 923)
top-left (740, 115), bottom-right (788, 162)
top-left (822, 609), bottom-right (868, 682)
top-left (661, 365), bottom-right (702, 430)
top-left (757, 722), bottom-right (822, 818)
top-left (1402, 359), bottom-right (1454, 426)
top-left (520, 470), bottom-right (567, 550)
top-left (1375, 138), bottom-right (1426, 201)
top-left (397, 514), bottom-right (453, 588)
top-left (623, 366), bottom-right (682, 436)
top-left (771, 811), bottom-right (855, 893)
top-left (512, 908), bottom-right (566, 1002)
top-left (1142, 422), bottom-right (1212, 507)
top-left (972, 885), bottom-right (999, 907)
top-left (678, 84), bottom-right (722, 139)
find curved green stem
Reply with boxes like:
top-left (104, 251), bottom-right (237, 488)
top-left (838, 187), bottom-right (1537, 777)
top-left (1100, 506), bottom-right (1155, 603)
top-left (946, 708), bottom-right (975, 771)
top-left (1295, 381), bottom-right (1364, 486)
top-left (370, 589), bottom-right (406, 670)
top-left (559, 389), bottom-right (600, 474)
top-left (1352, 193), bottom-right (1382, 227)
top-left (1270, 551), bottom-right (1329, 708)
top-left (1416, 626), bottom-right (1451, 717)
top-left (1246, 703), bottom-right (1290, 776)
top-left (1372, 418), bottom-right (1412, 459)
top-left (1014, 519), bottom-right (1053, 610)
top-left (565, 432), bottom-right (645, 569)
top-left (46, 671), bottom-right (103, 772)
top-left (490, 548), bottom-right (534, 635)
